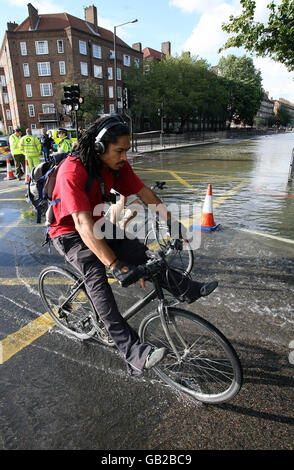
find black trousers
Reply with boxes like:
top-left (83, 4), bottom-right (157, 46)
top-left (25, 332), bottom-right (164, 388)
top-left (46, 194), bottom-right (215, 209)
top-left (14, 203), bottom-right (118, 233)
top-left (52, 229), bottom-right (152, 375)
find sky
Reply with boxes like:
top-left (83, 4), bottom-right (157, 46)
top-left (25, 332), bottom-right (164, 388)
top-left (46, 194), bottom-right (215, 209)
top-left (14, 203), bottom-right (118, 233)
top-left (0, 0), bottom-right (293, 102)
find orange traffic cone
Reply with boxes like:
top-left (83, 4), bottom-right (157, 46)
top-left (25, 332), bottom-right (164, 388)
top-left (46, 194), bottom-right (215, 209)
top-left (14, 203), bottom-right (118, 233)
top-left (193, 184), bottom-right (220, 231)
top-left (4, 157), bottom-right (16, 180)
top-left (24, 160), bottom-right (30, 184)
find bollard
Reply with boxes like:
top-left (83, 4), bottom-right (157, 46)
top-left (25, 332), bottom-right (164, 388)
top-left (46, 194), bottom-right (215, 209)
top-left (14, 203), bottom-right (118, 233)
top-left (288, 148), bottom-right (294, 182)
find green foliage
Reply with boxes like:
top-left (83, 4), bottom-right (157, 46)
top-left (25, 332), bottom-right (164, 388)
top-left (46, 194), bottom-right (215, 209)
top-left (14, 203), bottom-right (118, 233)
top-left (124, 54), bottom-right (230, 130)
top-left (276, 103), bottom-right (293, 126)
top-left (217, 54), bottom-right (264, 125)
top-left (220, 0), bottom-right (294, 72)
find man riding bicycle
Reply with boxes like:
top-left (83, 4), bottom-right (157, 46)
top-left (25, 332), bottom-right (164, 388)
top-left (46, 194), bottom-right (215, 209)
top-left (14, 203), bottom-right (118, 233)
top-left (49, 114), bottom-right (218, 376)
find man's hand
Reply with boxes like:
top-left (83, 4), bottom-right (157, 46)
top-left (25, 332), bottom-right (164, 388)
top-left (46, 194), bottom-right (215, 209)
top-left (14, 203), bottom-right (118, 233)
top-left (111, 261), bottom-right (144, 288)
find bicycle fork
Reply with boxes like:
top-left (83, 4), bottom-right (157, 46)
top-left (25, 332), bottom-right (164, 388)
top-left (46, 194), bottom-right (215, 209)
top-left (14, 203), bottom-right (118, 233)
top-left (158, 301), bottom-right (189, 363)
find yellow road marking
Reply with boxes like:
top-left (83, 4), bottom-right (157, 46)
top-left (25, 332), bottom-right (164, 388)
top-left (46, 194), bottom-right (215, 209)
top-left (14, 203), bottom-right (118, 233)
top-left (0, 216), bottom-right (23, 239)
top-left (0, 276), bottom-right (116, 286)
top-left (168, 171), bottom-right (198, 191)
top-left (0, 186), bottom-right (26, 194)
top-left (0, 198), bottom-right (26, 201)
top-left (0, 313), bottom-right (55, 364)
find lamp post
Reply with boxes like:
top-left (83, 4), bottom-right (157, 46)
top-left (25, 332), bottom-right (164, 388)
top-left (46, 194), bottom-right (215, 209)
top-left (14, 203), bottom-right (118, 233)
top-left (113, 18), bottom-right (138, 113)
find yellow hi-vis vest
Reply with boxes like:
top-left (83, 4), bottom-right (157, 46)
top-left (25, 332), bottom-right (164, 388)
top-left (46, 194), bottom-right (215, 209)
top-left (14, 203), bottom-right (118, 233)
top-left (9, 133), bottom-right (22, 156)
top-left (20, 135), bottom-right (41, 158)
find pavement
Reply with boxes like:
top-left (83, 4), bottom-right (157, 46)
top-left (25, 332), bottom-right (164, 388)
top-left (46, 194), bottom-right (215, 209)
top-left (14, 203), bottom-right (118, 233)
top-left (0, 158), bottom-right (294, 452)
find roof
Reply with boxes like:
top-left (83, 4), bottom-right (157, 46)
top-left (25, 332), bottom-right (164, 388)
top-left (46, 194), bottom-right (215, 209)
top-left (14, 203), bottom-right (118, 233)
top-left (143, 47), bottom-right (162, 60)
top-left (14, 12), bottom-right (131, 48)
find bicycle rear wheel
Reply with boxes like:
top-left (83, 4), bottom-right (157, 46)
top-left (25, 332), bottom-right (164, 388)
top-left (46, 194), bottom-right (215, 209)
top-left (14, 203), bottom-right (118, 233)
top-left (144, 226), bottom-right (194, 275)
top-left (139, 308), bottom-right (242, 404)
top-left (39, 266), bottom-right (97, 340)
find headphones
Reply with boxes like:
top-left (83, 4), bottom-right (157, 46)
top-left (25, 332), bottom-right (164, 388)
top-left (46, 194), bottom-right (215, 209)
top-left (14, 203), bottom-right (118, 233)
top-left (94, 114), bottom-right (126, 155)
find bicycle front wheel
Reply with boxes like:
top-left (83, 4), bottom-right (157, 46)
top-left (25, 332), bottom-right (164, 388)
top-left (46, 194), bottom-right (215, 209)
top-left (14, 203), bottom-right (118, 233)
top-left (144, 227), bottom-right (194, 275)
top-left (139, 308), bottom-right (242, 404)
top-left (39, 266), bottom-right (97, 340)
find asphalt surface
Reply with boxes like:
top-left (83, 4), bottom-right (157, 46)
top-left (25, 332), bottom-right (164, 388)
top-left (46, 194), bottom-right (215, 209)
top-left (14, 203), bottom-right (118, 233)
top-left (0, 160), bottom-right (294, 452)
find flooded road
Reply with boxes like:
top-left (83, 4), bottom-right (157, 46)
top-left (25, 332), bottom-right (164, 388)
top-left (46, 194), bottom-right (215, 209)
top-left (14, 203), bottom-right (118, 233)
top-left (0, 132), bottom-right (294, 451)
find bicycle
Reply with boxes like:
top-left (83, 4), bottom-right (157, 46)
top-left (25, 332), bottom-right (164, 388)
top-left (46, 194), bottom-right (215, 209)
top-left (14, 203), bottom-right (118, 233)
top-left (108, 181), bottom-right (194, 276)
top-left (39, 248), bottom-right (243, 404)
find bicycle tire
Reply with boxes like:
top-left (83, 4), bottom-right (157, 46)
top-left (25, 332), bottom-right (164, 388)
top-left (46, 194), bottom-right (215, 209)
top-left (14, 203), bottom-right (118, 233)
top-left (139, 308), bottom-right (242, 404)
top-left (144, 227), bottom-right (194, 275)
top-left (39, 266), bottom-right (98, 341)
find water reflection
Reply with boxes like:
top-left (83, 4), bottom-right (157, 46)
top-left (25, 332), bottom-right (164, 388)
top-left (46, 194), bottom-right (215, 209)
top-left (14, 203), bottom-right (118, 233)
top-left (133, 133), bottom-right (294, 240)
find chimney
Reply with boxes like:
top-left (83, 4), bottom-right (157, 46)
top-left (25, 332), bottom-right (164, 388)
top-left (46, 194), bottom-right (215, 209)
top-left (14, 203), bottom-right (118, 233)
top-left (28, 3), bottom-right (39, 30)
top-left (161, 41), bottom-right (171, 56)
top-left (132, 42), bottom-right (142, 53)
top-left (7, 22), bottom-right (19, 31)
top-left (84, 5), bottom-right (98, 27)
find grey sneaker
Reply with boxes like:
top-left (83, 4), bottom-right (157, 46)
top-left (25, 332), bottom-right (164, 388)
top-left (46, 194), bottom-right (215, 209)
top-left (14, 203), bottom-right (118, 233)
top-left (144, 347), bottom-right (167, 369)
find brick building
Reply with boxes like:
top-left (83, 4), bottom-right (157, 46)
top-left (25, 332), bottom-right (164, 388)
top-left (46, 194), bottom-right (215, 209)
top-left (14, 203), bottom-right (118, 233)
top-left (256, 91), bottom-right (275, 125)
top-left (0, 3), bottom-right (142, 134)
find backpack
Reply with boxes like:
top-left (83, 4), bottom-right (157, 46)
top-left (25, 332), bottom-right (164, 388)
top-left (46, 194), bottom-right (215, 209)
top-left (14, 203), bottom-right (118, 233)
top-left (26, 152), bottom-right (118, 242)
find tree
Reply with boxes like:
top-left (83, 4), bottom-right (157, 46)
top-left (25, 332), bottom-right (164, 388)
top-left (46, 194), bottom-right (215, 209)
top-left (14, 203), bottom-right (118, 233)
top-left (219, 0), bottom-right (294, 72)
top-left (217, 55), bottom-right (264, 126)
top-left (124, 54), bottom-right (229, 131)
top-left (276, 103), bottom-right (293, 126)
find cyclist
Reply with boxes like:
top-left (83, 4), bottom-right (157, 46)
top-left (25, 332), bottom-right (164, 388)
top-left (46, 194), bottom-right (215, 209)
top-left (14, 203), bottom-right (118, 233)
top-left (48, 114), bottom-right (217, 376)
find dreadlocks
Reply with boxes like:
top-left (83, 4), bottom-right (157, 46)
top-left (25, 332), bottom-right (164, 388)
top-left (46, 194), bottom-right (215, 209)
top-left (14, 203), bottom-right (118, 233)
top-left (76, 116), bottom-right (130, 178)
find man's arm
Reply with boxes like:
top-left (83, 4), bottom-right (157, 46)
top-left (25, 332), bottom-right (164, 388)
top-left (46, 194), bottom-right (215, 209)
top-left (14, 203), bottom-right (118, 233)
top-left (136, 185), bottom-right (171, 222)
top-left (72, 210), bottom-right (117, 268)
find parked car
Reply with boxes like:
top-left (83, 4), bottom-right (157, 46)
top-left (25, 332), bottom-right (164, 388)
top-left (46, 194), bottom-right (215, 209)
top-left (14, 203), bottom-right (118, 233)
top-left (0, 136), bottom-right (13, 166)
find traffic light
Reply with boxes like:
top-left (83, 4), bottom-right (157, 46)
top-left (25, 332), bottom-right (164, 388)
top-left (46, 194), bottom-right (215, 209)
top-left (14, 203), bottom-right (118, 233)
top-left (61, 84), bottom-right (84, 112)
top-left (123, 88), bottom-right (131, 110)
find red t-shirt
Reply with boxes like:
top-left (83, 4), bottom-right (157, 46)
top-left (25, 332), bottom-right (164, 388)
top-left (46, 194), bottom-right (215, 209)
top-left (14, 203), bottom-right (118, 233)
top-left (49, 156), bottom-right (144, 238)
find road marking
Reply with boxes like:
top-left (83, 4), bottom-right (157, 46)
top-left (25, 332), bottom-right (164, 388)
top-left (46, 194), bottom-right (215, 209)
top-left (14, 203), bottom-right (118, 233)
top-left (0, 313), bottom-right (55, 364)
top-left (239, 229), bottom-right (294, 245)
top-left (0, 198), bottom-right (26, 201)
top-left (168, 171), bottom-right (198, 191)
top-left (0, 216), bottom-right (23, 239)
top-left (0, 186), bottom-right (26, 194)
top-left (0, 276), bottom-right (116, 286)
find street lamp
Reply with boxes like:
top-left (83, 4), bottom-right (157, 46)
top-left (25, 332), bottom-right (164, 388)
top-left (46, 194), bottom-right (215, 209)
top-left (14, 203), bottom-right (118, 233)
top-left (113, 18), bottom-right (138, 113)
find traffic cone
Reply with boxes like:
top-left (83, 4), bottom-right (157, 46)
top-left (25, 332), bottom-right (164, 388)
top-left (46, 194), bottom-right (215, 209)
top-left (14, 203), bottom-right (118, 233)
top-left (24, 160), bottom-right (30, 184)
top-left (193, 184), bottom-right (220, 231)
top-left (4, 157), bottom-right (16, 180)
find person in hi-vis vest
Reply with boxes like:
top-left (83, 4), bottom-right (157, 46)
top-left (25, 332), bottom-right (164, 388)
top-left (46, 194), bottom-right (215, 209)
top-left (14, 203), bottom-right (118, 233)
top-left (19, 129), bottom-right (41, 171)
top-left (9, 128), bottom-right (25, 180)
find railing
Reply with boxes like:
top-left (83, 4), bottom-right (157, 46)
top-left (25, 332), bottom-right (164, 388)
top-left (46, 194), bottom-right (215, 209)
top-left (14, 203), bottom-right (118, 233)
top-left (38, 113), bottom-right (57, 123)
top-left (131, 128), bottom-right (285, 153)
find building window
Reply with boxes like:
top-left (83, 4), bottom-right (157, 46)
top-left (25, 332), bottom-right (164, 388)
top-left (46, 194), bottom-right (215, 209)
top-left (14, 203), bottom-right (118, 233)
top-left (80, 62), bottom-right (88, 76)
top-left (108, 86), bottom-right (114, 99)
top-left (35, 41), bottom-right (49, 55)
top-left (40, 83), bottom-right (53, 96)
top-left (117, 87), bottom-right (122, 99)
top-left (97, 84), bottom-right (104, 97)
top-left (116, 68), bottom-right (122, 81)
top-left (93, 44), bottom-right (101, 59)
top-left (20, 42), bottom-right (27, 56)
top-left (42, 104), bottom-right (55, 114)
top-left (8, 126), bottom-right (13, 134)
top-left (123, 55), bottom-right (131, 66)
top-left (6, 109), bottom-right (11, 120)
top-left (3, 93), bottom-right (8, 104)
top-left (109, 104), bottom-right (115, 114)
top-left (59, 61), bottom-right (66, 75)
top-left (28, 104), bottom-right (35, 117)
top-left (1, 75), bottom-right (6, 86)
top-left (134, 58), bottom-right (140, 68)
top-left (79, 40), bottom-right (87, 55)
top-left (23, 63), bottom-right (30, 77)
top-left (37, 62), bottom-right (51, 76)
top-left (26, 84), bottom-right (32, 97)
top-left (57, 40), bottom-right (64, 53)
top-left (107, 67), bottom-right (113, 80)
top-left (109, 50), bottom-right (115, 59)
top-left (94, 64), bottom-right (103, 79)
